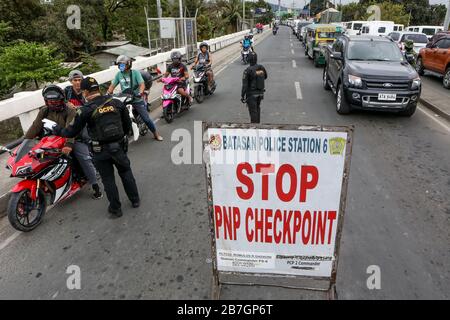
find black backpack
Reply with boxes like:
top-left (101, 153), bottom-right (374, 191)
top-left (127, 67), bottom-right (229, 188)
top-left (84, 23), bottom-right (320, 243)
top-left (140, 70), bottom-right (153, 90)
top-left (249, 65), bottom-right (266, 92)
top-left (90, 98), bottom-right (124, 142)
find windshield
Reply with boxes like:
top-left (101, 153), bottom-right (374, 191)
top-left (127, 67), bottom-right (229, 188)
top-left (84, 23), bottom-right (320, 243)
top-left (347, 41), bottom-right (404, 61)
top-left (318, 32), bottom-right (340, 39)
top-left (402, 34), bottom-right (428, 44)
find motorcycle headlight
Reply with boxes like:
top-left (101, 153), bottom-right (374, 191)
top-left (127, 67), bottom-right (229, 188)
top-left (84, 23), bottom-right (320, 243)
top-left (411, 77), bottom-right (421, 90)
top-left (348, 74), bottom-right (363, 88)
top-left (16, 165), bottom-right (32, 177)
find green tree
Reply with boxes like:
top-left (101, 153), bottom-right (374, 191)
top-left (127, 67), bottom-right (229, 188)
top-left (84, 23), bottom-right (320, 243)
top-left (0, 42), bottom-right (68, 90)
top-left (0, 21), bottom-right (12, 48)
top-left (77, 52), bottom-right (102, 75)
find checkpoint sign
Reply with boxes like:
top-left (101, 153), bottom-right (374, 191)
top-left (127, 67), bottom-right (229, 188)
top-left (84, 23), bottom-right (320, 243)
top-left (204, 123), bottom-right (353, 282)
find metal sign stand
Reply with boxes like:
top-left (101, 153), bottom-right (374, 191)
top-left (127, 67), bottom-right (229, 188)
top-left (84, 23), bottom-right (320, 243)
top-left (203, 122), bottom-right (354, 301)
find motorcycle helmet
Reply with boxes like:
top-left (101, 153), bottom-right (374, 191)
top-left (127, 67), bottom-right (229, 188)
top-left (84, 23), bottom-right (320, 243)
top-left (199, 42), bottom-right (208, 51)
top-left (404, 39), bottom-right (414, 51)
top-left (42, 85), bottom-right (66, 112)
top-left (116, 55), bottom-right (133, 72)
top-left (170, 51), bottom-right (182, 66)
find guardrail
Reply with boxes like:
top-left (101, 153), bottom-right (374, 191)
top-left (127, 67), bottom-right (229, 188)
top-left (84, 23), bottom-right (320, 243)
top-left (0, 26), bottom-right (267, 133)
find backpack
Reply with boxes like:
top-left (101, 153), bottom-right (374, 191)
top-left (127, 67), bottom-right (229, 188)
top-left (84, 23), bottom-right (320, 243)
top-left (251, 65), bottom-right (266, 92)
top-left (140, 70), bottom-right (153, 90)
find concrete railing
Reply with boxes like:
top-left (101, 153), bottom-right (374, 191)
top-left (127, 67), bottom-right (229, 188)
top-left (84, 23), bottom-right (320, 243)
top-left (0, 26), bottom-right (268, 132)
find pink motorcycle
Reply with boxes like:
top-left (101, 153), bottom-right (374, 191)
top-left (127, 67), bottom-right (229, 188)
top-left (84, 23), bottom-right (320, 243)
top-left (160, 77), bottom-right (192, 123)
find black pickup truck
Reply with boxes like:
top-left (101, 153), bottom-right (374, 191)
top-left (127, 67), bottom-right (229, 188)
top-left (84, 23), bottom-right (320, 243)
top-left (323, 35), bottom-right (421, 116)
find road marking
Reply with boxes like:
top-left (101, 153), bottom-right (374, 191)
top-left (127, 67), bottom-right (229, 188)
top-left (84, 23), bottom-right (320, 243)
top-left (417, 106), bottom-right (450, 133)
top-left (0, 231), bottom-right (20, 252)
top-left (291, 49), bottom-right (295, 55)
top-left (290, 43), bottom-right (293, 48)
top-left (292, 60), bottom-right (297, 68)
top-left (295, 82), bottom-right (303, 100)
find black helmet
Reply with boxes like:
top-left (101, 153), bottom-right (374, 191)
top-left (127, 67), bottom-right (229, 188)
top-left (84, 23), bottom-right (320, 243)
top-left (200, 42), bottom-right (208, 50)
top-left (42, 85), bottom-right (66, 112)
top-left (170, 51), bottom-right (182, 65)
top-left (248, 52), bottom-right (257, 65)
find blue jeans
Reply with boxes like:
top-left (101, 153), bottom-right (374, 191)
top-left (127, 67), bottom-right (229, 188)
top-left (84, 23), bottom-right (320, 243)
top-left (132, 101), bottom-right (156, 134)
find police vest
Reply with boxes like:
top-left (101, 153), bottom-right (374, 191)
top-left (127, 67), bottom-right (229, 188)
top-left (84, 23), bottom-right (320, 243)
top-left (248, 65), bottom-right (266, 93)
top-left (90, 98), bottom-right (124, 143)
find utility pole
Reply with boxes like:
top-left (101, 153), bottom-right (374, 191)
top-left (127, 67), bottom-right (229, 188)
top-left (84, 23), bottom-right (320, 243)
top-left (444, 0), bottom-right (450, 31)
top-left (243, 0), bottom-right (246, 30)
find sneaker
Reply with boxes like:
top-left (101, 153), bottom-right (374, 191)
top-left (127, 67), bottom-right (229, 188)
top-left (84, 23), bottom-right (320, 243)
top-left (154, 133), bottom-right (163, 141)
top-left (108, 206), bottom-right (123, 218)
top-left (131, 200), bottom-right (140, 208)
top-left (92, 184), bottom-right (103, 200)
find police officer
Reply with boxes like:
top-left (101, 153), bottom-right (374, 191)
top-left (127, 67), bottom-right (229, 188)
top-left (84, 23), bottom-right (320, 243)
top-left (241, 52), bottom-right (267, 123)
top-left (48, 77), bottom-right (140, 218)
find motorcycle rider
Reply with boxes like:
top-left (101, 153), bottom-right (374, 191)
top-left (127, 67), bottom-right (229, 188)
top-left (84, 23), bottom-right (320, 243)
top-left (404, 39), bottom-right (417, 68)
top-left (107, 55), bottom-right (163, 141)
top-left (241, 52), bottom-right (267, 124)
top-left (50, 77), bottom-right (140, 218)
top-left (191, 42), bottom-right (215, 91)
top-left (162, 51), bottom-right (193, 104)
top-left (25, 85), bottom-right (103, 199)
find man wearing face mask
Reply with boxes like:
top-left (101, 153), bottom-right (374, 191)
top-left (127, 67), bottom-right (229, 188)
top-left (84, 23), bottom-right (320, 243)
top-left (107, 55), bottom-right (163, 141)
top-left (50, 77), bottom-right (140, 218)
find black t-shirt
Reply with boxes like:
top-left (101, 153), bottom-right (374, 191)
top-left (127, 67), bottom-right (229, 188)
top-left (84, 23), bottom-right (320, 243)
top-left (166, 63), bottom-right (188, 78)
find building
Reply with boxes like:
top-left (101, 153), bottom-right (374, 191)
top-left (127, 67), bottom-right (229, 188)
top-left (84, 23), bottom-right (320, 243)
top-left (92, 43), bottom-right (153, 69)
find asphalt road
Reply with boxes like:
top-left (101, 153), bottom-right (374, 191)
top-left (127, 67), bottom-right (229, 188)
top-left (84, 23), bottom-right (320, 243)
top-left (0, 26), bottom-right (449, 300)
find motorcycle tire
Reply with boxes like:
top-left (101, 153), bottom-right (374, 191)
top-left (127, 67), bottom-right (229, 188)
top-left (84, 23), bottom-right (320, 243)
top-left (163, 108), bottom-right (173, 123)
top-left (8, 189), bottom-right (46, 232)
top-left (195, 86), bottom-right (204, 104)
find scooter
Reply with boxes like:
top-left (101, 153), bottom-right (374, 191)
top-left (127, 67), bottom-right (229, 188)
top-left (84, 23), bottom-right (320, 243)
top-left (273, 28), bottom-right (278, 35)
top-left (192, 64), bottom-right (216, 104)
top-left (160, 77), bottom-right (192, 123)
top-left (242, 46), bottom-right (251, 64)
top-left (112, 93), bottom-right (148, 142)
top-left (1, 130), bottom-right (87, 232)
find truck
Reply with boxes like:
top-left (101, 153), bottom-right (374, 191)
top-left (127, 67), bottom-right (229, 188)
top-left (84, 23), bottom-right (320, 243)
top-left (323, 35), bottom-right (421, 116)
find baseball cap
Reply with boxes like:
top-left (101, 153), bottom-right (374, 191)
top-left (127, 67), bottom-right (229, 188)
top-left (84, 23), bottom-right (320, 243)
top-left (68, 69), bottom-right (84, 81)
top-left (80, 77), bottom-right (100, 91)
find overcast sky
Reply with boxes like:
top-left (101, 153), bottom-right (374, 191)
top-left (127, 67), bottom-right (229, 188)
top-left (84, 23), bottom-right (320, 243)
top-left (270, 0), bottom-right (449, 8)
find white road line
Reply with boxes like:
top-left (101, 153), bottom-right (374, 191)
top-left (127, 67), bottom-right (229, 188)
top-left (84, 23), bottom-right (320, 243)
top-left (295, 82), bottom-right (303, 100)
top-left (417, 106), bottom-right (450, 133)
top-left (290, 43), bottom-right (293, 48)
top-left (292, 60), bottom-right (297, 68)
top-left (291, 49), bottom-right (295, 55)
top-left (0, 232), bottom-right (20, 252)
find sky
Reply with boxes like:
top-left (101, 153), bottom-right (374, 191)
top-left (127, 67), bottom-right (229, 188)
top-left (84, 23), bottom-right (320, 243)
top-left (268, 0), bottom-right (449, 9)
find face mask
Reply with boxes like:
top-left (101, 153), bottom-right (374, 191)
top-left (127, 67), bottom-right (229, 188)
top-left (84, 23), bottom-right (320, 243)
top-left (119, 63), bottom-right (126, 72)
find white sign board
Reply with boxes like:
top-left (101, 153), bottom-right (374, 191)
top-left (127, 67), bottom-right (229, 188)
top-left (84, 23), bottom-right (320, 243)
top-left (160, 19), bottom-right (176, 39)
top-left (205, 124), bottom-right (352, 279)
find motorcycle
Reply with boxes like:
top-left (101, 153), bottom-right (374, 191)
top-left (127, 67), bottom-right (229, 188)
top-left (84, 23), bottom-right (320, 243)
top-left (273, 28), bottom-right (278, 35)
top-left (1, 131), bottom-right (87, 232)
top-left (160, 77), bottom-right (192, 123)
top-left (192, 64), bottom-right (216, 104)
top-left (404, 52), bottom-right (417, 68)
top-left (242, 46), bottom-right (251, 64)
top-left (112, 93), bottom-right (148, 142)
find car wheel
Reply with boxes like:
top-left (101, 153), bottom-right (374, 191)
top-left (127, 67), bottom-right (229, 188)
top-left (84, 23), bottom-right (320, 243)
top-left (416, 57), bottom-right (425, 76)
top-left (323, 67), bottom-right (331, 90)
top-left (398, 104), bottom-right (417, 117)
top-left (443, 67), bottom-right (450, 89)
top-left (336, 82), bottom-right (350, 115)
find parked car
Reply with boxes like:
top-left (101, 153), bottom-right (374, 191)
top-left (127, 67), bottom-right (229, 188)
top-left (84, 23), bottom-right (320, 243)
top-left (387, 32), bottom-right (429, 53)
top-left (416, 35), bottom-right (450, 89)
top-left (323, 35), bottom-right (421, 116)
top-left (296, 21), bottom-right (312, 41)
top-left (428, 31), bottom-right (450, 48)
top-left (406, 26), bottom-right (444, 41)
top-left (305, 24), bottom-right (344, 67)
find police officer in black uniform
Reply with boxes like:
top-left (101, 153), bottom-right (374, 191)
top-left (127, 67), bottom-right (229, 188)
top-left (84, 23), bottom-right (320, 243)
top-left (241, 52), bottom-right (267, 123)
top-left (51, 77), bottom-right (140, 218)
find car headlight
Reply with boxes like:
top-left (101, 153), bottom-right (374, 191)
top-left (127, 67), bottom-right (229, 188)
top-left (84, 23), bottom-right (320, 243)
top-left (348, 74), bottom-right (363, 88)
top-left (411, 77), bottom-right (421, 90)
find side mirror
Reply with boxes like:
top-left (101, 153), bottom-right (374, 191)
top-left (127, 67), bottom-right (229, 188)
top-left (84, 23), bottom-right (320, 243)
top-left (331, 52), bottom-right (343, 60)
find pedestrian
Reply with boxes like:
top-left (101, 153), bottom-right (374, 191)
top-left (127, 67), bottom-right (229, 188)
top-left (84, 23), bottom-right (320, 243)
top-left (107, 55), bottom-right (163, 141)
top-left (241, 52), bottom-right (268, 123)
top-left (49, 77), bottom-right (140, 218)
top-left (64, 70), bottom-right (103, 199)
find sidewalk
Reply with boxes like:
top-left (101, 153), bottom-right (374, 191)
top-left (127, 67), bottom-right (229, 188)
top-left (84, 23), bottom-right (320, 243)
top-left (419, 76), bottom-right (450, 121)
top-left (0, 29), bottom-right (272, 218)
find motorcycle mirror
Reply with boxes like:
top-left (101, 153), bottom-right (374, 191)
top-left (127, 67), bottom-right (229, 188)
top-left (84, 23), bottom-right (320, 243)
top-left (0, 145), bottom-right (13, 155)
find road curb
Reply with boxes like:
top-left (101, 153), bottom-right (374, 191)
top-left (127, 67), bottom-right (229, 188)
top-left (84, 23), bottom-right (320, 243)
top-left (419, 97), bottom-right (450, 121)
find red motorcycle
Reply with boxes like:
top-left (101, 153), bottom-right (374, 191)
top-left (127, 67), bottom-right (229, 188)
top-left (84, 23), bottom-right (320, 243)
top-left (2, 134), bottom-right (87, 232)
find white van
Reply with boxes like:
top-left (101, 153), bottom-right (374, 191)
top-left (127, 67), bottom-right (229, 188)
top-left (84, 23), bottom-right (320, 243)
top-left (360, 21), bottom-right (395, 36)
top-left (345, 21), bottom-right (366, 36)
top-left (393, 24), bottom-right (404, 32)
top-left (406, 26), bottom-right (444, 40)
